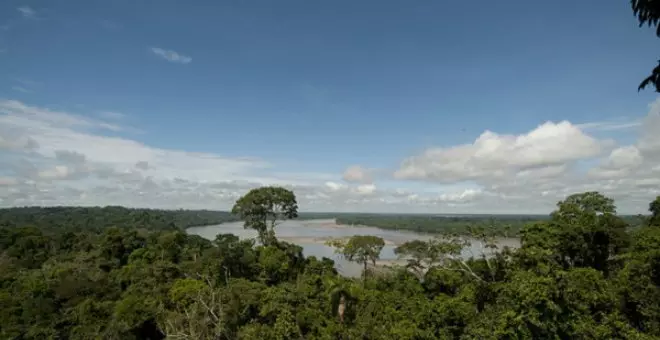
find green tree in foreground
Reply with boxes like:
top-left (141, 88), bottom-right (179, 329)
top-left (327, 235), bottom-right (385, 280)
top-left (649, 196), bottom-right (660, 226)
top-left (231, 186), bottom-right (298, 246)
top-left (521, 191), bottom-right (629, 275)
top-left (1, 191), bottom-right (660, 339)
top-left (632, 0), bottom-right (660, 92)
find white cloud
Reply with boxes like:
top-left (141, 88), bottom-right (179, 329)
top-left (438, 188), bottom-right (482, 203)
top-left (2, 98), bottom-right (660, 214)
top-left (325, 181), bottom-right (345, 192)
top-left (589, 146), bottom-right (643, 179)
top-left (38, 165), bottom-right (75, 180)
top-left (395, 121), bottom-right (604, 183)
top-left (150, 47), bottom-right (192, 64)
top-left (0, 100), bottom-right (136, 134)
top-left (390, 102), bottom-right (660, 214)
top-left (17, 6), bottom-right (36, 18)
top-left (342, 165), bottom-right (372, 183)
top-left (638, 99), bottom-right (660, 159)
top-left (1, 100), bottom-right (371, 210)
top-left (355, 183), bottom-right (376, 195)
top-left (0, 97), bottom-right (494, 212)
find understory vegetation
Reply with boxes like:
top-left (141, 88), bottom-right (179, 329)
top-left (1, 188), bottom-right (659, 339)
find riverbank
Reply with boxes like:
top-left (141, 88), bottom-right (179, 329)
top-left (186, 218), bottom-right (520, 278)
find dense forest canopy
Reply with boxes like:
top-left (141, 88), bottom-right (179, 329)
top-left (1, 187), bottom-right (659, 339)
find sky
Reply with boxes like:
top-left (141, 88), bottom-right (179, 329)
top-left (1, 0), bottom-right (659, 214)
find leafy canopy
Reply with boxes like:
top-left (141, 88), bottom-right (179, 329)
top-left (1, 190), bottom-right (660, 339)
top-left (231, 186), bottom-right (298, 245)
top-left (632, 0), bottom-right (660, 92)
top-left (327, 235), bottom-right (385, 278)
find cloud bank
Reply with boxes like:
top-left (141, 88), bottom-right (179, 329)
top-left (1, 98), bottom-right (659, 214)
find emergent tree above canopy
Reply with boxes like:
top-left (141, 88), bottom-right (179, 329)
top-left (231, 186), bottom-right (298, 246)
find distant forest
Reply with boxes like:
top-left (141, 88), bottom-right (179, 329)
top-left (0, 206), bottom-right (647, 238)
top-left (334, 214), bottom-right (647, 236)
top-left (0, 206), bottom-right (239, 233)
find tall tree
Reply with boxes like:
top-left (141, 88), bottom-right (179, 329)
top-left (395, 234), bottom-right (494, 283)
top-left (327, 235), bottom-right (385, 280)
top-left (632, 0), bottom-right (660, 92)
top-left (528, 192), bottom-right (629, 274)
top-left (650, 196), bottom-right (660, 226)
top-left (231, 186), bottom-right (298, 246)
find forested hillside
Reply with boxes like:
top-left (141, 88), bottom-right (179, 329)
top-left (0, 188), bottom-right (659, 339)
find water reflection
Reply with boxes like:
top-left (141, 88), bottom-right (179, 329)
top-left (186, 219), bottom-right (520, 277)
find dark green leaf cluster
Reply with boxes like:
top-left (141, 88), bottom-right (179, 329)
top-left (231, 186), bottom-right (298, 245)
top-left (631, 0), bottom-right (660, 92)
top-left (0, 192), bottom-right (658, 339)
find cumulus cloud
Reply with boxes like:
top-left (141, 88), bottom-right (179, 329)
top-left (588, 146), bottom-right (642, 179)
top-left (395, 121), bottom-right (604, 183)
top-left (392, 100), bottom-right (660, 213)
top-left (1, 100), bottom-right (421, 211)
top-left (150, 47), bottom-right (192, 64)
top-left (2, 98), bottom-right (660, 214)
top-left (355, 183), bottom-right (376, 195)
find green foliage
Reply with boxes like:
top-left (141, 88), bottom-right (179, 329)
top-left (520, 192), bottom-right (631, 275)
top-left (231, 186), bottom-right (298, 245)
top-left (327, 235), bottom-right (385, 279)
top-left (632, 0), bottom-right (660, 92)
top-left (0, 189), bottom-right (658, 339)
top-left (650, 196), bottom-right (660, 226)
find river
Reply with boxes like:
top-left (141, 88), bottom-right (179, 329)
top-left (186, 219), bottom-right (520, 277)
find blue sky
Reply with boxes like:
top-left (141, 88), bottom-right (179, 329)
top-left (1, 0), bottom-right (659, 213)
